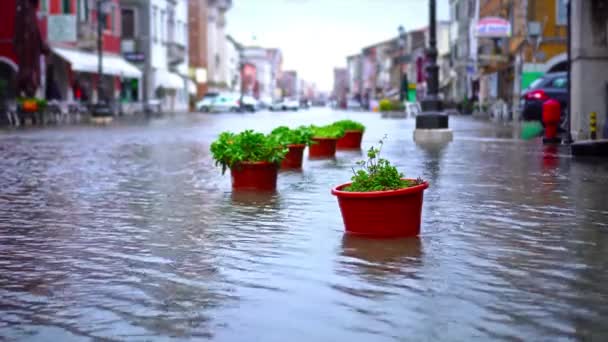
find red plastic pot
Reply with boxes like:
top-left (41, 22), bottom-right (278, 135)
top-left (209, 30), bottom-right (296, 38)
top-left (331, 180), bottom-right (429, 238)
top-left (281, 144), bottom-right (305, 169)
top-left (309, 137), bottom-right (338, 159)
top-left (336, 130), bottom-right (363, 149)
top-left (230, 162), bottom-right (278, 190)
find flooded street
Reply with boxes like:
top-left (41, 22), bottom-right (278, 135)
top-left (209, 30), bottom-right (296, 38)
top-left (1, 108), bottom-right (608, 341)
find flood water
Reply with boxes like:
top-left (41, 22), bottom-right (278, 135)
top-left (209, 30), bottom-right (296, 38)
top-left (1, 108), bottom-right (608, 341)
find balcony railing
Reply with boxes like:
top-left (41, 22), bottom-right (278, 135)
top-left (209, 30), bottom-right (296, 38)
top-left (167, 41), bottom-right (186, 65)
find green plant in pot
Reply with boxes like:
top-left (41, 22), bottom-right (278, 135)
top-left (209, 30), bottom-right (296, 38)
top-left (270, 126), bottom-right (314, 169)
top-left (210, 130), bottom-right (288, 190)
top-left (333, 120), bottom-right (366, 149)
top-left (331, 137), bottom-right (429, 238)
top-left (308, 124), bottom-right (345, 158)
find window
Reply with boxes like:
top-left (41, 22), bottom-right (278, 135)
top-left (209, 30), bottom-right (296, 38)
top-left (551, 77), bottom-right (567, 89)
top-left (160, 10), bottom-right (165, 43)
top-left (184, 23), bottom-right (187, 45)
top-left (40, 0), bottom-right (48, 13)
top-left (62, 0), bottom-right (70, 13)
top-left (556, 0), bottom-right (567, 26)
top-left (153, 6), bottom-right (158, 41)
top-left (77, 0), bottom-right (88, 22)
top-left (122, 8), bottom-right (135, 39)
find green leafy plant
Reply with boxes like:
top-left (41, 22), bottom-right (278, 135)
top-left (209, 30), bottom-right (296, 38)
top-left (270, 125), bottom-right (314, 146)
top-left (379, 98), bottom-right (392, 112)
top-left (310, 124), bottom-right (345, 139)
top-left (378, 98), bottom-right (404, 112)
top-left (345, 137), bottom-right (423, 192)
top-left (210, 130), bottom-right (288, 174)
top-left (332, 119), bottom-right (365, 132)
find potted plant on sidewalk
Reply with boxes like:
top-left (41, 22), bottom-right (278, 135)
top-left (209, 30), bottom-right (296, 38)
top-left (210, 130), bottom-right (288, 190)
top-left (333, 120), bottom-right (365, 149)
top-left (331, 138), bottom-right (428, 238)
top-left (308, 124), bottom-right (345, 159)
top-left (270, 125), bottom-right (314, 169)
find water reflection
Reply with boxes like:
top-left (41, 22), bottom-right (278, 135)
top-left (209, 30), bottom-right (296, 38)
top-left (339, 235), bottom-right (423, 280)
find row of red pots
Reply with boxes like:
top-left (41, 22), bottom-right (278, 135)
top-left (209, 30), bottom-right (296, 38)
top-left (231, 130), bottom-right (364, 190)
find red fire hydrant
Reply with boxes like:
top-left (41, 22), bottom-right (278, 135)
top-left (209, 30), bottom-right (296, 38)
top-left (542, 99), bottom-right (561, 143)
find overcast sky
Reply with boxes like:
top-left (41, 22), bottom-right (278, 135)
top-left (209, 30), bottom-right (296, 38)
top-left (227, 0), bottom-right (449, 91)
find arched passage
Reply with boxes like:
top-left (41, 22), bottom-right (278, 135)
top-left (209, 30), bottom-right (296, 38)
top-left (546, 53), bottom-right (567, 73)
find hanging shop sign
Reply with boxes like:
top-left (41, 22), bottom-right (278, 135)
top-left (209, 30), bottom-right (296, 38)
top-left (48, 15), bottom-right (76, 42)
top-left (476, 17), bottom-right (512, 38)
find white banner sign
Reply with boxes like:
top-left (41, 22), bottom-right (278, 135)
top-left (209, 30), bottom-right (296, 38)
top-left (48, 15), bottom-right (77, 43)
top-left (476, 17), bottom-right (512, 38)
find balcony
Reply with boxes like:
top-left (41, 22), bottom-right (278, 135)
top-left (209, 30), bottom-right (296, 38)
top-left (167, 41), bottom-right (186, 65)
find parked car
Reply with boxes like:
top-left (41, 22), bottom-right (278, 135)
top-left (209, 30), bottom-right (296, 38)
top-left (241, 95), bottom-right (259, 112)
top-left (347, 99), bottom-right (361, 110)
top-left (270, 98), bottom-right (299, 111)
top-left (197, 92), bottom-right (246, 113)
top-left (520, 71), bottom-right (568, 125)
top-left (209, 93), bottom-right (241, 113)
top-left (196, 92), bottom-right (219, 112)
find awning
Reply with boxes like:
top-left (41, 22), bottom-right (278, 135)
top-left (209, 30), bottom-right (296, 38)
top-left (188, 80), bottom-right (196, 95)
top-left (53, 47), bottom-right (142, 78)
top-left (156, 69), bottom-right (184, 89)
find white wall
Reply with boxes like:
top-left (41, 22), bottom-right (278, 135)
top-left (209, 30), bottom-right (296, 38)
top-left (226, 39), bottom-right (240, 91)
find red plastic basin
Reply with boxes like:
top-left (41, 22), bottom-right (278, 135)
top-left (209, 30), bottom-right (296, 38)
top-left (231, 162), bottom-right (278, 191)
top-left (309, 137), bottom-right (338, 159)
top-left (331, 180), bottom-right (429, 238)
top-left (336, 130), bottom-right (363, 149)
top-left (281, 144), bottom-right (305, 169)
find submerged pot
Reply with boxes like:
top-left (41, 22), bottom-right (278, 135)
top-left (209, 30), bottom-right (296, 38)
top-left (309, 137), bottom-right (338, 159)
top-left (231, 161), bottom-right (278, 190)
top-left (331, 179), bottom-right (429, 238)
top-left (336, 130), bottom-right (363, 149)
top-left (281, 144), bottom-right (306, 169)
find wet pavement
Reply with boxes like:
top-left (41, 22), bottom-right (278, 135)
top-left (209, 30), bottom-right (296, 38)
top-left (1, 108), bottom-right (608, 341)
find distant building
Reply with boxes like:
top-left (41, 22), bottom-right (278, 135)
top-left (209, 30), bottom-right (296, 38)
top-left (279, 70), bottom-right (298, 98)
top-left (333, 68), bottom-right (348, 108)
top-left (189, 0), bottom-right (232, 98)
top-left (346, 54), bottom-right (363, 102)
top-left (226, 35), bottom-right (242, 92)
top-left (121, 0), bottom-right (190, 113)
top-left (241, 47), bottom-right (282, 101)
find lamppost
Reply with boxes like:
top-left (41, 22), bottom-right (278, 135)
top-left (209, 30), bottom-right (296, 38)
top-left (398, 25), bottom-right (407, 102)
top-left (93, 0), bottom-right (112, 117)
top-left (414, 0), bottom-right (452, 142)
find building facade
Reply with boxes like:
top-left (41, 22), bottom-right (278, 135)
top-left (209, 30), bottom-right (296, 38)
top-left (188, 0), bottom-right (232, 98)
top-left (240, 46), bottom-right (282, 101)
top-left (476, 0), bottom-right (567, 118)
top-left (570, 0), bottom-right (608, 140)
top-left (0, 0), bottom-right (143, 115)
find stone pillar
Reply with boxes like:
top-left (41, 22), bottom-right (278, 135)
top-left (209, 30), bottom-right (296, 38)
top-left (570, 0), bottom-right (608, 140)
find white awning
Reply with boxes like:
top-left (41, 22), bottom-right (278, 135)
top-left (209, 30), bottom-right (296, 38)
top-left (156, 69), bottom-right (184, 89)
top-left (188, 80), bottom-right (196, 95)
top-left (53, 47), bottom-right (142, 79)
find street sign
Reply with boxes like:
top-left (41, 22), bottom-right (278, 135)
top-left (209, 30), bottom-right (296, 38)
top-left (48, 15), bottom-right (76, 43)
top-left (124, 52), bottom-right (145, 63)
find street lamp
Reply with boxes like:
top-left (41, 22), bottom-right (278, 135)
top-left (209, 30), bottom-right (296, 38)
top-left (398, 25), bottom-right (407, 102)
top-left (413, 0), bottom-right (452, 142)
top-left (93, 0), bottom-right (113, 117)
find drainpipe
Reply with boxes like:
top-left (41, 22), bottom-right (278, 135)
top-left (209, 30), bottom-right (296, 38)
top-left (564, 0), bottom-right (573, 143)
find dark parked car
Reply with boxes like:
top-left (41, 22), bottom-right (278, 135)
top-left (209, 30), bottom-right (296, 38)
top-left (520, 71), bottom-right (568, 125)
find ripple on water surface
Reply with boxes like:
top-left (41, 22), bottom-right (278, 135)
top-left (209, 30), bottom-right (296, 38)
top-left (1, 112), bottom-right (608, 341)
